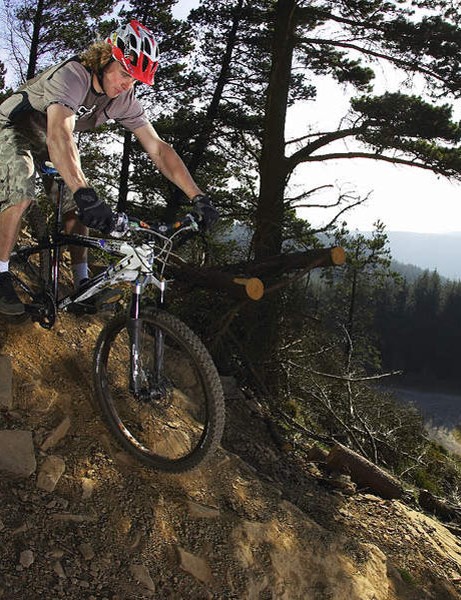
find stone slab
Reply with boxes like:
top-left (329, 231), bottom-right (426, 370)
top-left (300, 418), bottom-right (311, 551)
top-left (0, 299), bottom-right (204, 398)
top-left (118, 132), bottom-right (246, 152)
top-left (0, 430), bottom-right (36, 477)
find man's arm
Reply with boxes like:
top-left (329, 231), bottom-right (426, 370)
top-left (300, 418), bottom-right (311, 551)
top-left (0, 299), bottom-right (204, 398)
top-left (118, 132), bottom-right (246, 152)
top-left (46, 103), bottom-right (88, 193)
top-left (133, 123), bottom-right (203, 200)
top-left (46, 103), bottom-right (114, 233)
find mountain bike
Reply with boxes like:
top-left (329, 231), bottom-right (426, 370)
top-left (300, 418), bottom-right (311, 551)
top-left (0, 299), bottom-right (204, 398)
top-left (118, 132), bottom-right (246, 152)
top-left (9, 164), bottom-right (225, 473)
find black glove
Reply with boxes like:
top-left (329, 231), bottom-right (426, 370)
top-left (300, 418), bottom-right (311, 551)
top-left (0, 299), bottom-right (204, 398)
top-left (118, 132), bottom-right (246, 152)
top-left (191, 194), bottom-right (220, 231)
top-left (74, 188), bottom-right (114, 234)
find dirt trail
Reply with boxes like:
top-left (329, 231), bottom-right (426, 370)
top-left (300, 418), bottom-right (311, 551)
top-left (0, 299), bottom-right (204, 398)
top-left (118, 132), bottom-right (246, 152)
top-left (1, 313), bottom-right (461, 599)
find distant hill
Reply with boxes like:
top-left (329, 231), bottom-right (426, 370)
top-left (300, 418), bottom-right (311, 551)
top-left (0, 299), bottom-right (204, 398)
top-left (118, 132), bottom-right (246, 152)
top-left (383, 231), bottom-right (461, 281)
top-left (224, 224), bottom-right (461, 281)
top-left (390, 259), bottom-right (427, 283)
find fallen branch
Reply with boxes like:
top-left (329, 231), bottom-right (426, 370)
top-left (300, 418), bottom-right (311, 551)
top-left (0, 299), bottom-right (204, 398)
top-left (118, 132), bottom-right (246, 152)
top-left (169, 263), bottom-right (264, 301)
top-left (326, 442), bottom-right (404, 500)
top-left (169, 247), bottom-right (345, 301)
top-left (227, 247), bottom-right (345, 278)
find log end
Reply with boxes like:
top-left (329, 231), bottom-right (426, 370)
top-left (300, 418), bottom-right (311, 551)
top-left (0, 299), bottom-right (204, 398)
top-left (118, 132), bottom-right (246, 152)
top-left (233, 277), bottom-right (265, 301)
top-left (330, 246), bottom-right (346, 266)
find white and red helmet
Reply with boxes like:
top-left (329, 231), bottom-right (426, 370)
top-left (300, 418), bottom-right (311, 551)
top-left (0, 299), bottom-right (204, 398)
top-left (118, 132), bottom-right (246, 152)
top-left (106, 20), bottom-right (160, 85)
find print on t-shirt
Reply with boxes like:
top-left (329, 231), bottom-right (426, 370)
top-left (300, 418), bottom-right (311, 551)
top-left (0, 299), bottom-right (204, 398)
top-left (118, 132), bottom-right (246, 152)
top-left (76, 104), bottom-right (97, 119)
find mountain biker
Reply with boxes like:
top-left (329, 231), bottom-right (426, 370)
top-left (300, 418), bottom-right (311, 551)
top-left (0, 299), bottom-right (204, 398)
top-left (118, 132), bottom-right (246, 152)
top-left (0, 20), bottom-right (218, 316)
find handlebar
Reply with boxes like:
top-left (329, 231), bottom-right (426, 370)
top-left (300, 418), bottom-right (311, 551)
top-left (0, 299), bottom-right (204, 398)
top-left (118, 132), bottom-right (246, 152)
top-left (110, 212), bottom-right (200, 238)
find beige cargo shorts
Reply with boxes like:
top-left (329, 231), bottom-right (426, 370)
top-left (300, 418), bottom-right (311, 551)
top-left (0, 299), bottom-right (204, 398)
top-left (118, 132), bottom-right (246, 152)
top-left (0, 124), bottom-right (75, 214)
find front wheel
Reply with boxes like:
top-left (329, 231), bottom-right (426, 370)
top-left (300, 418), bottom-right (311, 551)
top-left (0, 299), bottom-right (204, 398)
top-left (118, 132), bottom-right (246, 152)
top-left (93, 309), bottom-right (225, 473)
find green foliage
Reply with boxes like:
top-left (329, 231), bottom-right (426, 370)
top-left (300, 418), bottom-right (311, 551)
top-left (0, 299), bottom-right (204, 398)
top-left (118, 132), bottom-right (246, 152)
top-left (397, 568), bottom-right (416, 586)
top-left (319, 220), bottom-right (397, 370)
top-left (352, 93), bottom-right (461, 141)
top-left (5, 0), bottom-right (114, 80)
top-left (409, 441), bottom-right (461, 500)
top-left (381, 15), bottom-right (461, 93)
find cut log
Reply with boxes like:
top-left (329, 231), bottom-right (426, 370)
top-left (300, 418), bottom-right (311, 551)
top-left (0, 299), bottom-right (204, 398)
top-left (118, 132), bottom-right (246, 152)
top-left (326, 443), bottom-right (404, 500)
top-left (229, 247), bottom-right (345, 278)
top-left (169, 262), bottom-right (265, 301)
top-left (169, 247), bottom-right (344, 301)
top-left (232, 277), bottom-right (264, 301)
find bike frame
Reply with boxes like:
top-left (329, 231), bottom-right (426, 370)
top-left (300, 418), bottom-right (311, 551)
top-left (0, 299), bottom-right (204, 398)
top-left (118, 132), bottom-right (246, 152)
top-left (12, 176), bottom-right (169, 324)
top-left (11, 171), bottom-right (192, 398)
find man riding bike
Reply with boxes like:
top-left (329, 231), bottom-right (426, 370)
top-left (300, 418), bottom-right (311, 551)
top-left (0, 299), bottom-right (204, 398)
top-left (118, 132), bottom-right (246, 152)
top-left (0, 20), bottom-right (218, 316)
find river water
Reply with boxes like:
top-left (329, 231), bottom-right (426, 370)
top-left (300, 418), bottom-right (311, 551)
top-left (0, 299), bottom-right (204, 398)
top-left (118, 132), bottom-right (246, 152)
top-left (392, 387), bottom-right (461, 455)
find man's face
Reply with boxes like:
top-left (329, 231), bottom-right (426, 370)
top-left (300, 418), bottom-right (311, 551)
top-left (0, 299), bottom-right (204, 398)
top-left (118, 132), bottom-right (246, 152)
top-left (102, 61), bottom-right (136, 98)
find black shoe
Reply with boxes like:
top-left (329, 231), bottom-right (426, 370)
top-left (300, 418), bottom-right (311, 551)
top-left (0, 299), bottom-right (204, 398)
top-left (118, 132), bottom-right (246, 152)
top-left (0, 272), bottom-right (25, 316)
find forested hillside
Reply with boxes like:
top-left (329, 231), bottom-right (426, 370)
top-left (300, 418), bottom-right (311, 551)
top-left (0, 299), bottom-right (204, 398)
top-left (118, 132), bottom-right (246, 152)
top-left (311, 224), bottom-right (461, 387)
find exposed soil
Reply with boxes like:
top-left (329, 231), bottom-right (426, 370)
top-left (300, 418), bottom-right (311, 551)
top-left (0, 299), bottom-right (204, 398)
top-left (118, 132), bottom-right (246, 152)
top-left (1, 312), bottom-right (461, 599)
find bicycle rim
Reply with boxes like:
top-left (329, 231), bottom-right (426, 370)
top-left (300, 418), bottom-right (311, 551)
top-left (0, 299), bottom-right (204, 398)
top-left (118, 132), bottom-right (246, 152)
top-left (93, 310), bottom-right (225, 472)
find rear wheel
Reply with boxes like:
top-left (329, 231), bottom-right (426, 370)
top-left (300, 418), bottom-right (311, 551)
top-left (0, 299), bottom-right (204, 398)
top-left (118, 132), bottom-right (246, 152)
top-left (7, 203), bottom-right (50, 324)
top-left (93, 309), bottom-right (225, 472)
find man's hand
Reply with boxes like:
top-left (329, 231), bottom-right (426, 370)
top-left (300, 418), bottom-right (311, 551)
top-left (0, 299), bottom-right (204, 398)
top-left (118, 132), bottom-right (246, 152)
top-left (74, 188), bottom-right (114, 233)
top-left (191, 194), bottom-right (219, 231)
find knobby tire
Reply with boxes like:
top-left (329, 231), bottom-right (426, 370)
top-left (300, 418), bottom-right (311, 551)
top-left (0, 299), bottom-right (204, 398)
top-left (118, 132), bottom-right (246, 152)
top-left (93, 309), bottom-right (225, 473)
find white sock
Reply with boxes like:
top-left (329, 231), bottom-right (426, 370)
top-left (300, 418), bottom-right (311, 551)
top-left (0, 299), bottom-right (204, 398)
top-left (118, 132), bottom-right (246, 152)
top-left (72, 263), bottom-right (89, 288)
top-left (0, 260), bottom-right (9, 273)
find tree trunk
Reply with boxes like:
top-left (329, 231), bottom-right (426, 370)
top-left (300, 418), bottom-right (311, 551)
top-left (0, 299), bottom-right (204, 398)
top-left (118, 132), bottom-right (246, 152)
top-left (27, 0), bottom-right (45, 80)
top-left (117, 130), bottom-right (132, 213)
top-left (187, 0), bottom-right (244, 177)
top-left (248, 0), bottom-right (297, 389)
top-left (253, 0), bottom-right (296, 261)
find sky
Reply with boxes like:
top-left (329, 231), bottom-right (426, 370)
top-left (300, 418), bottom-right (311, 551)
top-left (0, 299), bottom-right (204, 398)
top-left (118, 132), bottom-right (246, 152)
top-left (171, 0), bottom-right (461, 235)
top-left (286, 78), bottom-right (461, 234)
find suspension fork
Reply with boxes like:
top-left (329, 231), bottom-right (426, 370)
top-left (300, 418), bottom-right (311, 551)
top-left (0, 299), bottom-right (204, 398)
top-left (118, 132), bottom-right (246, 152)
top-left (127, 281), bottom-right (166, 396)
top-left (128, 283), bottom-right (143, 394)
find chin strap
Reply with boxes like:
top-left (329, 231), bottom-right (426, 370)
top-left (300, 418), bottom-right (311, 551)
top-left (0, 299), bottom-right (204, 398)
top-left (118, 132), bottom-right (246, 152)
top-left (95, 57), bottom-right (116, 95)
top-left (96, 71), bottom-right (105, 94)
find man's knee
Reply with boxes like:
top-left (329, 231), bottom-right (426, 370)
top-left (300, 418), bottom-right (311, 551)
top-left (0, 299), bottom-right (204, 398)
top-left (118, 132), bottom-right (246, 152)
top-left (0, 198), bottom-right (33, 218)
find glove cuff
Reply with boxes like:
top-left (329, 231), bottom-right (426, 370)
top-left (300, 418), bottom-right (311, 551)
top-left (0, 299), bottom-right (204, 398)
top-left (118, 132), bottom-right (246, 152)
top-left (192, 194), bottom-right (210, 205)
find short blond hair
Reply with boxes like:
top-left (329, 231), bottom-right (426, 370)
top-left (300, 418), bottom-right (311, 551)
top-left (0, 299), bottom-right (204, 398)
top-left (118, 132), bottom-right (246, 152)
top-left (80, 42), bottom-right (113, 72)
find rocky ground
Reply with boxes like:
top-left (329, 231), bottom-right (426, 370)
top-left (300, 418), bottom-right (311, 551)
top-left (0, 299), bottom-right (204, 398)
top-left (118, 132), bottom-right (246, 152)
top-left (1, 311), bottom-right (461, 599)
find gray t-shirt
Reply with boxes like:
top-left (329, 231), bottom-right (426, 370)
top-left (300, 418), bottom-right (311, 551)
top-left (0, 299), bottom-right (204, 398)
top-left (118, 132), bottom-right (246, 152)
top-left (0, 57), bottom-right (149, 137)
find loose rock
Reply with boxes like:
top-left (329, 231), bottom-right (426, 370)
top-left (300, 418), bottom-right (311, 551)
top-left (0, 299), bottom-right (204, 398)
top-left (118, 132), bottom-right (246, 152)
top-left (37, 456), bottom-right (66, 492)
top-left (0, 430), bottom-right (36, 477)
top-left (81, 478), bottom-right (95, 500)
top-left (130, 564), bottom-right (155, 593)
top-left (79, 542), bottom-right (95, 561)
top-left (0, 355), bottom-right (13, 410)
top-left (41, 417), bottom-right (71, 451)
top-left (53, 561), bottom-right (66, 578)
top-left (177, 547), bottom-right (213, 584)
top-left (19, 550), bottom-right (34, 568)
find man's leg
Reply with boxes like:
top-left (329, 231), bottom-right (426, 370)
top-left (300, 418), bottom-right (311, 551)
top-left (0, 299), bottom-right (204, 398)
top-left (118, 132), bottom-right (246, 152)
top-left (0, 200), bottom-right (32, 261)
top-left (63, 210), bottom-right (89, 288)
top-left (0, 199), bottom-right (33, 315)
